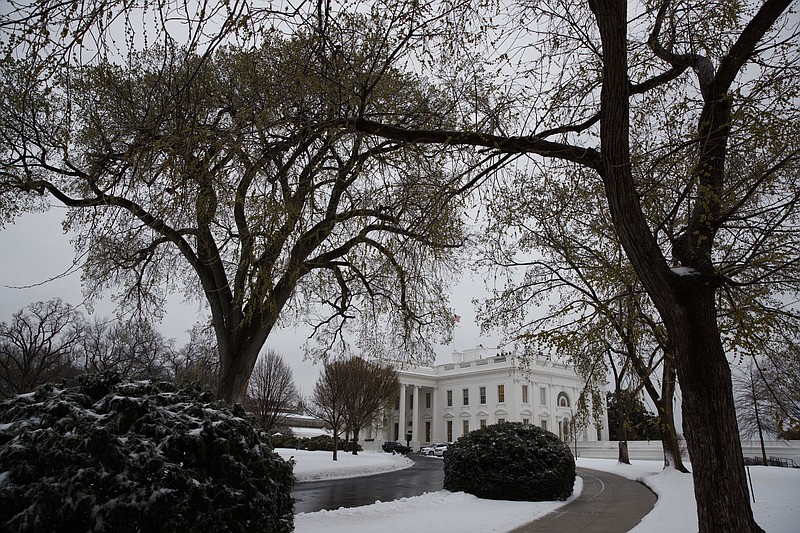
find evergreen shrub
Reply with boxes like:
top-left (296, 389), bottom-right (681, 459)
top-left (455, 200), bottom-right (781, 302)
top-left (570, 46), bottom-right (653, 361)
top-left (443, 422), bottom-right (575, 501)
top-left (304, 434), bottom-right (361, 452)
top-left (0, 373), bottom-right (295, 532)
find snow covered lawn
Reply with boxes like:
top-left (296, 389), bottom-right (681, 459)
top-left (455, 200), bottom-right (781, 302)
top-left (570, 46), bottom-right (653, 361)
top-left (278, 449), bottom-right (800, 533)
top-left (577, 458), bottom-right (800, 533)
top-left (282, 448), bottom-right (414, 482)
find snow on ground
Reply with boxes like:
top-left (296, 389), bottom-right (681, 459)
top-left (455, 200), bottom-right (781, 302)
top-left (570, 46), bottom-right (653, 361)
top-left (577, 458), bottom-right (800, 533)
top-left (278, 449), bottom-right (800, 533)
top-left (281, 448), bottom-right (413, 482)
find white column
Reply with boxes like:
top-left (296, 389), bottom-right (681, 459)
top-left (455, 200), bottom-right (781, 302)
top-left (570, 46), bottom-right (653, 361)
top-left (411, 385), bottom-right (420, 450)
top-left (432, 386), bottom-right (441, 442)
top-left (398, 383), bottom-right (407, 442)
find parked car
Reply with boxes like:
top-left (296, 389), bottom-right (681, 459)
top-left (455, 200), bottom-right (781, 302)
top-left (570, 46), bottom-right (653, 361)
top-left (382, 441), bottom-right (412, 454)
top-left (420, 443), bottom-right (448, 456)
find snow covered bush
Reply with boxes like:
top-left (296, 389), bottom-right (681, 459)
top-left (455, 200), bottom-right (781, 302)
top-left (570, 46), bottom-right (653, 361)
top-left (443, 422), bottom-right (575, 501)
top-left (0, 372), bottom-right (294, 532)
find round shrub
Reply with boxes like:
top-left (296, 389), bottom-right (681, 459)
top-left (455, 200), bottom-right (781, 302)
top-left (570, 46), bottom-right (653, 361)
top-left (0, 373), bottom-right (295, 533)
top-left (443, 422), bottom-right (575, 501)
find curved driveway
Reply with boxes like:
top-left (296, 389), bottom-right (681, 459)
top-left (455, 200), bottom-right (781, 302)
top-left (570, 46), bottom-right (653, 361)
top-left (293, 457), bottom-right (656, 533)
top-left (292, 454), bottom-right (444, 514)
top-left (511, 467), bottom-right (657, 532)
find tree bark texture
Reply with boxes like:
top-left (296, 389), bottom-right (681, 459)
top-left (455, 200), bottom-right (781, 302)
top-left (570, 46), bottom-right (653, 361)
top-left (670, 284), bottom-right (762, 531)
top-left (589, 0), bottom-right (762, 530)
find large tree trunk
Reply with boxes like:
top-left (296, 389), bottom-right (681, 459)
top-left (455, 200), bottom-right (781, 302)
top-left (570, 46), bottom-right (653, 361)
top-left (670, 284), bottom-right (762, 531)
top-left (589, 1), bottom-right (763, 530)
top-left (215, 327), bottom-right (270, 404)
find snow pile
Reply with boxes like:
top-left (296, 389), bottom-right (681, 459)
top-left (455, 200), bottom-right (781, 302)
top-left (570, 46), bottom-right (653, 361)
top-left (0, 374), bottom-right (294, 532)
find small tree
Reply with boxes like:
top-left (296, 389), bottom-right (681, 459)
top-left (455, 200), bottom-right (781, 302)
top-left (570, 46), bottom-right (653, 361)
top-left (310, 360), bottom-right (349, 461)
top-left (733, 361), bottom-right (772, 466)
top-left (0, 299), bottom-right (84, 398)
top-left (246, 349), bottom-right (299, 434)
top-left (607, 390), bottom-right (661, 442)
top-left (338, 357), bottom-right (399, 455)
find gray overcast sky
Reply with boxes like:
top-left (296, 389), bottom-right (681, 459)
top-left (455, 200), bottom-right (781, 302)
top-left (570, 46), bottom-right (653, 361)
top-left (0, 208), bottom-right (498, 394)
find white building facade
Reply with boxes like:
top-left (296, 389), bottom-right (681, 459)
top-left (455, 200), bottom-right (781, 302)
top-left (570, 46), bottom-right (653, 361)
top-left (362, 346), bottom-right (609, 451)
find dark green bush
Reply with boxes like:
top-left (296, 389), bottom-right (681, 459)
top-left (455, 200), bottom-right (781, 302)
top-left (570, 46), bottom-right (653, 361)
top-left (443, 422), bottom-right (575, 501)
top-left (269, 432), bottom-right (300, 449)
top-left (304, 434), bottom-right (361, 452)
top-left (0, 373), bottom-right (295, 533)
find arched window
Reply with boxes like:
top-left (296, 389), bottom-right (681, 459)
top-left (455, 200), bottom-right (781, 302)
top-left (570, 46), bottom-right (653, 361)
top-left (557, 392), bottom-right (570, 408)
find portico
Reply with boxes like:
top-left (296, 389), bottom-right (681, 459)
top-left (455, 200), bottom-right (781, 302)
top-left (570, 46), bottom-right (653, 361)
top-left (365, 345), bottom-right (608, 451)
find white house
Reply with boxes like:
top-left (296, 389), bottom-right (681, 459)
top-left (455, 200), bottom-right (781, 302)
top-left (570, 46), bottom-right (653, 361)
top-left (361, 345), bottom-right (609, 451)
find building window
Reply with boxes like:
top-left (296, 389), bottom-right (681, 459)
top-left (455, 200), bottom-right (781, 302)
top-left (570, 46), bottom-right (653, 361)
top-left (446, 390), bottom-right (453, 407)
top-left (395, 396), bottom-right (400, 410)
top-left (540, 387), bottom-right (547, 405)
top-left (425, 421), bottom-right (431, 442)
top-left (447, 420), bottom-right (453, 442)
top-left (462, 419), bottom-right (470, 436)
top-left (557, 392), bottom-right (570, 408)
top-left (480, 419), bottom-right (487, 429)
top-left (497, 384), bottom-right (505, 403)
top-left (479, 386), bottom-right (486, 404)
top-left (523, 418), bottom-right (530, 426)
top-left (463, 388), bottom-right (469, 406)
top-left (522, 385), bottom-right (529, 404)
top-left (541, 419), bottom-right (548, 431)
top-left (426, 392), bottom-right (431, 409)
top-left (394, 422), bottom-right (400, 440)
top-left (410, 394), bottom-right (414, 409)
top-left (497, 418), bottom-right (505, 424)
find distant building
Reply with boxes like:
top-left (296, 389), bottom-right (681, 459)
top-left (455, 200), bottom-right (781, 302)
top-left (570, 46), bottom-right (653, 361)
top-left (361, 345), bottom-right (608, 451)
top-left (283, 412), bottom-right (330, 438)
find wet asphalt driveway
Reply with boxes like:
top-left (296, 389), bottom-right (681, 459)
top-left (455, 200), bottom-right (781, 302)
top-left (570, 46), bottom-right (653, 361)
top-left (292, 453), bottom-right (444, 514)
top-left (292, 456), bottom-right (657, 533)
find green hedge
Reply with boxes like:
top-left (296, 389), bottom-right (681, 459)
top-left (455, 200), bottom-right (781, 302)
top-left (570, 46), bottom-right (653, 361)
top-left (304, 434), bottom-right (362, 452)
top-left (443, 422), bottom-right (575, 501)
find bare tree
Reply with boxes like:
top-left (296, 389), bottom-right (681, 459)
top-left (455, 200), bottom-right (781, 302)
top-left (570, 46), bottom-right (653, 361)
top-left (478, 173), bottom-right (687, 470)
top-left (336, 1), bottom-right (798, 529)
top-left (310, 360), bottom-right (349, 461)
top-left (77, 316), bottom-right (173, 379)
top-left (166, 322), bottom-right (219, 391)
top-left (337, 357), bottom-right (399, 455)
top-left (245, 349), bottom-right (299, 434)
top-left (0, 14), bottom-right (465, 404)
top-left (733, 360), bottom-right (773, 466)
top-left (0, 299), bottom-right (84, 397)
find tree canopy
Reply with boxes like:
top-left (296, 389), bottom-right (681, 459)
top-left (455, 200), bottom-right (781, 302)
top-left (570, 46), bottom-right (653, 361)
top-left (336, 1), bottom-right (799, 531)
top-left (0, 12), bottom-right (472, 403)
top-left (2, 1), bottom-right (799, 531)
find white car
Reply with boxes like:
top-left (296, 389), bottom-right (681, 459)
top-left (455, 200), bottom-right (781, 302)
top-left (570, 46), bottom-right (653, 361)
top-left (420, 443), bottom-right (448, 456)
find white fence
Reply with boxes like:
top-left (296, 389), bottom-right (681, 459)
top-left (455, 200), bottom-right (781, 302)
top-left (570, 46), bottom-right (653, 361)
top-left (575, 440), bottom-right (800, 462)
